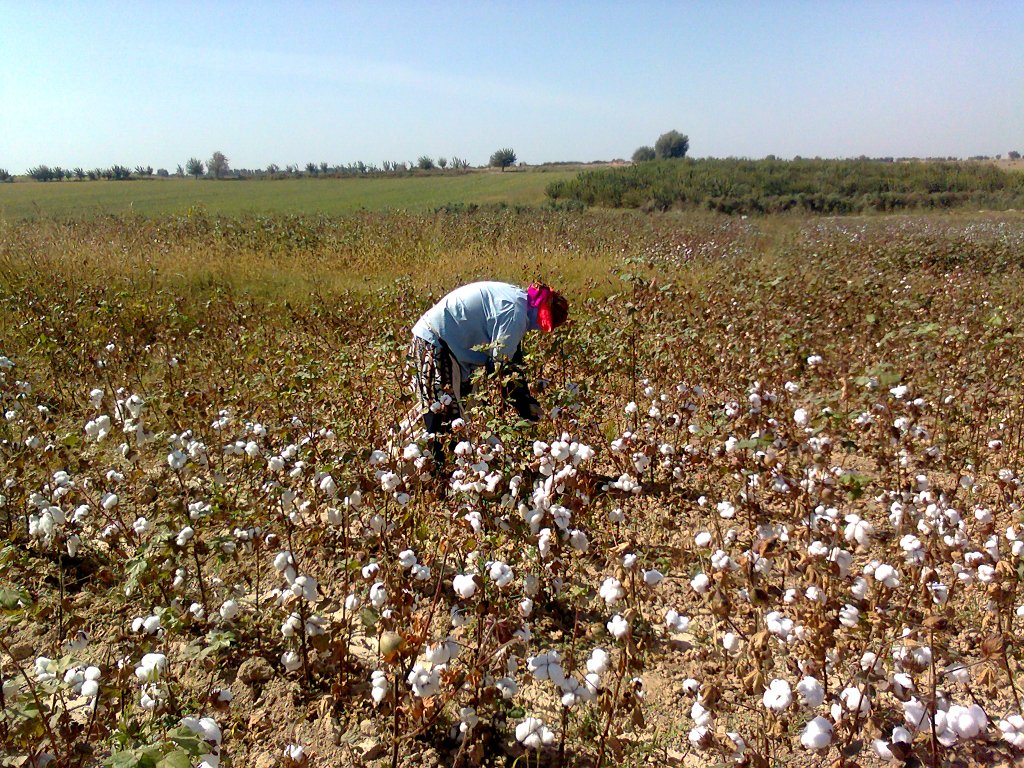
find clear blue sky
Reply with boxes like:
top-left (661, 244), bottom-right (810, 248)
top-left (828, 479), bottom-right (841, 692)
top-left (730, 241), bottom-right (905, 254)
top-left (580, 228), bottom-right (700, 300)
top-left (2, 1), bottom-right (1021, 173)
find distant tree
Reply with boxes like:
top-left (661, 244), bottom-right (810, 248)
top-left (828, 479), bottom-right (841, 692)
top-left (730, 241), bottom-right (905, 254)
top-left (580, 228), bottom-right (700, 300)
top-left (52, 166), bottom-right (65, 181)
top-left (110, 165), bottom-right (132, 180)
top-left (266, 163), bottom-right (280, 174)
top-left (489, 147), bottom-right (516, 171)
top-left (134, 165), bottom-right (154, 176)
top-left (208, 151), bottom-right (229, 179)
top-left (73, 167), bottom-right (85, 180)
top-left (451, 157), bottom-right (470, 170)
top-left (0, 168), bottom-right (12, 183)
top-left (417, 155), bottom-right (435, 170)
top-left (1010, 151), bottom-right (1022, 161)
top-left (156, 168), bottom-right (169, 177)
top-left (176, 164), bottom-right (185, 176)
top-left (29, 165), bottom-right (54, 181)
top-left (632, 146), bottom-right (655, 163)
top-left (305, 162), bottom-right (319, 176)
top-left (88, 169), bottom-right (100, 180)
top-left (320, 162), bottom-right (330, 175)
top-left (186, 158), bottom-right (204, 178)
top-left (654, 130), bottom-right (689, 159)
top-left (437, 156), bottom-right (448, 169)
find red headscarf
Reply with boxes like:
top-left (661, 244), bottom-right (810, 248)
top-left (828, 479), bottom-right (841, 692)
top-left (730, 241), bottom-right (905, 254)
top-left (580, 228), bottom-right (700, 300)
top-left (527, 283), bottom-right (555, 332)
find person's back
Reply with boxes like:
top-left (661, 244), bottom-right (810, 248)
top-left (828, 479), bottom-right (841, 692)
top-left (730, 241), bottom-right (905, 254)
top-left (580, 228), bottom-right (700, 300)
top-left (412, 281), bottom-right (531, 380)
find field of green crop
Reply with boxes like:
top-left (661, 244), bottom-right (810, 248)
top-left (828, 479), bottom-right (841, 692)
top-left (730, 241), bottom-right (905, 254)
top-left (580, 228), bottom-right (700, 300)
top-left (0, 170), bottom-right (578, 220)
top-left (5, 206), bottom-right (1024, 767)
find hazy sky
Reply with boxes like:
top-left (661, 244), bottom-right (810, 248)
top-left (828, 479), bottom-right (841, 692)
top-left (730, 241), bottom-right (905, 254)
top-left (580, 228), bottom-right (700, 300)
top-left (2, 1), bottom-right (1022, 172)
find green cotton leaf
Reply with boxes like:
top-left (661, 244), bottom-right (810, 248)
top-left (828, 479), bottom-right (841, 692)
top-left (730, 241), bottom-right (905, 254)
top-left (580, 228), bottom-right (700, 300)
top-left (156, 751), bottom-right (194, 768)
top-left (167, 730), bottom-right (207, 756)
top-left (0, 586), bottom-right (31, 611)
top-left (105, 750), bottom-right (148, 768)
top-left (359, 607), bottom-right (380, 629)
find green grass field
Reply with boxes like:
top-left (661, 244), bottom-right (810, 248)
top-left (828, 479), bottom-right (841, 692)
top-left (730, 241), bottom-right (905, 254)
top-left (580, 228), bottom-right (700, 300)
top-left (0, 169), bottom-right (578, 220)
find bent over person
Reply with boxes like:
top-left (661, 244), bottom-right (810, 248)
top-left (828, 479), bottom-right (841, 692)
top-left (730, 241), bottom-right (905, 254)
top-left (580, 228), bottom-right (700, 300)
top-left (409, 281), bottom-right (569, 467)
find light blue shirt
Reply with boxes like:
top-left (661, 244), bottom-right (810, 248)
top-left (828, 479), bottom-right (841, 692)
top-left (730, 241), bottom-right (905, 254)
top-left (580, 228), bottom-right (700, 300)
top-left (412, 282), bottom-right (540, 379)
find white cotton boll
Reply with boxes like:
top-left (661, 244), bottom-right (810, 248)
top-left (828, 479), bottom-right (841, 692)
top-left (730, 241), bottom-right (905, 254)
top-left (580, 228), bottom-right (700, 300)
top-left (281, 651), bottom-right (301, 672)
top-left (664, 610), bottom-right (689, 633)
top-left (694, 531), bottom-right (712, 548)
top-left (568, 529), bottom-right (589, 552)
top-left (361, 562), bottom-right (380, 579)
top-left (488, 561), bottom-right (514, 588)
top-left (600, 578), bottom-right (625, 606)
top-left (690, 573), bottom-right (710, 594)
top-left (874, 563), bottom-right (900, 588)
top-left (691, 701), bottom-right (712, 726)
top-left (407, 664), bottom-right (442, 697)
top-left (370, 670), bottom-right (389, 705)
top-left (518, 597), bottom-right (534, 618)
top-left (949, 704), bottom-right (988, 739)
top-left (516, 717), bottom-right (555, 750)
top-left (135, 653), bottom-right (168, 682)
top-left (607, 614), bottom-right (629, 640)
top-left (722, 633), bottom-right (740, 654)
top-left (796, 676), bottom-right (824, 707)
top-left (369, 582), bottom-right (387, 608)
top-left (398, 550), bottom-right (417, 569)
top-left (219, 600), bottom-right (239, 621)
top-left (452, 574), bottom-right (477, 600)
top-left (283, 744), bottom-right (304, 762)
top-left (608, 507), bottom-right (625, 523)
top-left (762, 679), bottom-right (792, 711)
top-left (587, 648), bottom-right (610, 676)
top-left (839, 604), bottom-right (860, 628)
top-left (841, 686), bottom-right (870, 714)
top-left (801, 716), bottom-right (833, 750)
top-left (717, 501), bottom-right (736, 519)
top-left (794, 408), bottom-right (810, 427)
top-left (998, 714), bottom-right (1024, 747)
top-left (643, 569), bottom-right (664, 586)
top-left (176, 526), bottom-right (194, 546)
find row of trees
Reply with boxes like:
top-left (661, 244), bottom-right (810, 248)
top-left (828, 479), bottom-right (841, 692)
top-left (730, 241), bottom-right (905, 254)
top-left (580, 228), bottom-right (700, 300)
top-left (7, 147), bottom-right (520, 182)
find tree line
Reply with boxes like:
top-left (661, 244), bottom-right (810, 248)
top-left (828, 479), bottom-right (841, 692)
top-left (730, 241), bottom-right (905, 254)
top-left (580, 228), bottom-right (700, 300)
top-left (3, 147), bottom-right (520, 183)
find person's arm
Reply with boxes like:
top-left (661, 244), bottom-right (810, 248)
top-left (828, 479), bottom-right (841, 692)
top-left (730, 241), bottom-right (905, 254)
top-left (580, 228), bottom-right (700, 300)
top-left (499, 345), bottom-right (543, 421)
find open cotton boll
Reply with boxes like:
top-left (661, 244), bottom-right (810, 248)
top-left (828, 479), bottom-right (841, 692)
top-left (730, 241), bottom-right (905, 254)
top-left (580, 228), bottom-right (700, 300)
top-left (762, 679), bottom-right (792, 711)
top-left (800, 716), bottom-right (833, 750)
top-left (516, 717), bottom-right (555, 749)
top-left (599, 577), bottom-right (624, 606)
top-left (607, 614), bottom-right (629, 640)
top-left (452, 574), bottom-right (478, 599)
